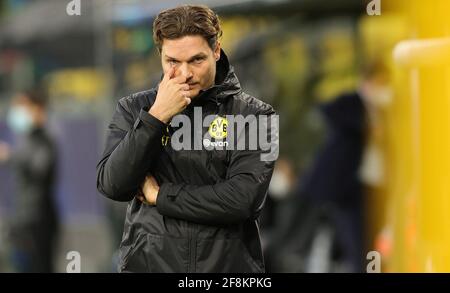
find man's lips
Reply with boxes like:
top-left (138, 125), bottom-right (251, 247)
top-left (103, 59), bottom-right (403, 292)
top-left (187, 83), bottom-right (198, 90)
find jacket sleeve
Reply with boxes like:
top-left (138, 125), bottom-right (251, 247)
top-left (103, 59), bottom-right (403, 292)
top-left (156, 108), bottom-right (278, 225)
top-left (96, 98), bottom-right (166, 202)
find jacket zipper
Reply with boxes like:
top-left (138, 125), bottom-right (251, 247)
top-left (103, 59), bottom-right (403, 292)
top-left (186, 109), bottom-right (197, 273)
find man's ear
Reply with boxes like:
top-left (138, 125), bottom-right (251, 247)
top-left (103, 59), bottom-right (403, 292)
top-left (214, 42), bottom-right (221, 61)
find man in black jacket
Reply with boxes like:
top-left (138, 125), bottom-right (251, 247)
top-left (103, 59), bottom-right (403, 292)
top-left (96, 5), bottom-right (278, 272)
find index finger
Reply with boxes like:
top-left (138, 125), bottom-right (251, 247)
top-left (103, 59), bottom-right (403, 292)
top-left (163, 66), bottom-right (176, 82)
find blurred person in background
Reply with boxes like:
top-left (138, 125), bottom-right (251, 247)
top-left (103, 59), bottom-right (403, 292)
top-left (96, 5), bottom-right (276, 273)
top-left (0, 89), bottom-right (59, 273)
top-left (260, 157), bottom-right (297, 272)
top-left (266, 61), bottom-right (389, 273)
top-left (299, 86), bottom-right (368, 273)
top-left (260, 157), bottom-right (296, 232)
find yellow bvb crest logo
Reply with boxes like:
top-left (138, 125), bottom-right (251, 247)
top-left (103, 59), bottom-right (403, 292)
top-left (208, 116), bottom-right (228, 139)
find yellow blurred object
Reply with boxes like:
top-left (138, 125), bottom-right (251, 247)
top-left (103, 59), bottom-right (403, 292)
top-left (114, 28), bottom-right (131, 52)
top-left (394, 37), bottom-right (450, 67)
top-left (47, 68), bottom-right (110, 102)
top-left (220, 17), bottom-right (267, 54)
top-left (365, 0), bottom-right (450, 272)
top-left (315, 28), bottom-right (358, 101)
top-left (264, 36), bottom-right (308, 99)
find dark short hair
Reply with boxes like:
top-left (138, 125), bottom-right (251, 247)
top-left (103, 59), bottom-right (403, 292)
top-left (22, 88), bottom-right (48, 108)
top-left (152, 5), bottom-right (222, 52)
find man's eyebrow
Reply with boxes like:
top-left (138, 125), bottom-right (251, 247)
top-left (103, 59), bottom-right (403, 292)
top-left (164, 55), bottom-right (179, 61)
top-left (164, 53), bottom-right (207, 62)
top-left (187, 53), bottom-right (207, 62)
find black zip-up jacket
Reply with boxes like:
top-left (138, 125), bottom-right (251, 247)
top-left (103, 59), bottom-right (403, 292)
top-left (96, 50), bottom-right (276, 272)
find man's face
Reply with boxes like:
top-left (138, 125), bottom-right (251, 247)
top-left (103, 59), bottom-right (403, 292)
top-left (161, 35), bottom-right (221, 99)
top-left (7, 94), bottom-right (39, 134)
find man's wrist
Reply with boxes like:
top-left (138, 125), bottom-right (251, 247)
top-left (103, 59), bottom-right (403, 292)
top-left (149, 106), bottom-right (169, 124)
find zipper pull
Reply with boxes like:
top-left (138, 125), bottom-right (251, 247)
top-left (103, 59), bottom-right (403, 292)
top-left (161, 126), bottom-right (170, 146)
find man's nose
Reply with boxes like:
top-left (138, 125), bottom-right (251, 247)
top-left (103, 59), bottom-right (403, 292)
top-left (178, 63), bottom-right (193, 80)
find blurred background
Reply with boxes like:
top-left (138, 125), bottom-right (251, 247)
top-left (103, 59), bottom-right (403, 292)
top-left (0, 0), bottom-right (449, 272)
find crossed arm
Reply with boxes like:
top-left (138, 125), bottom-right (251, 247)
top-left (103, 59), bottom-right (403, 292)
top-left (97, 99), bottom-right (276, 225)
